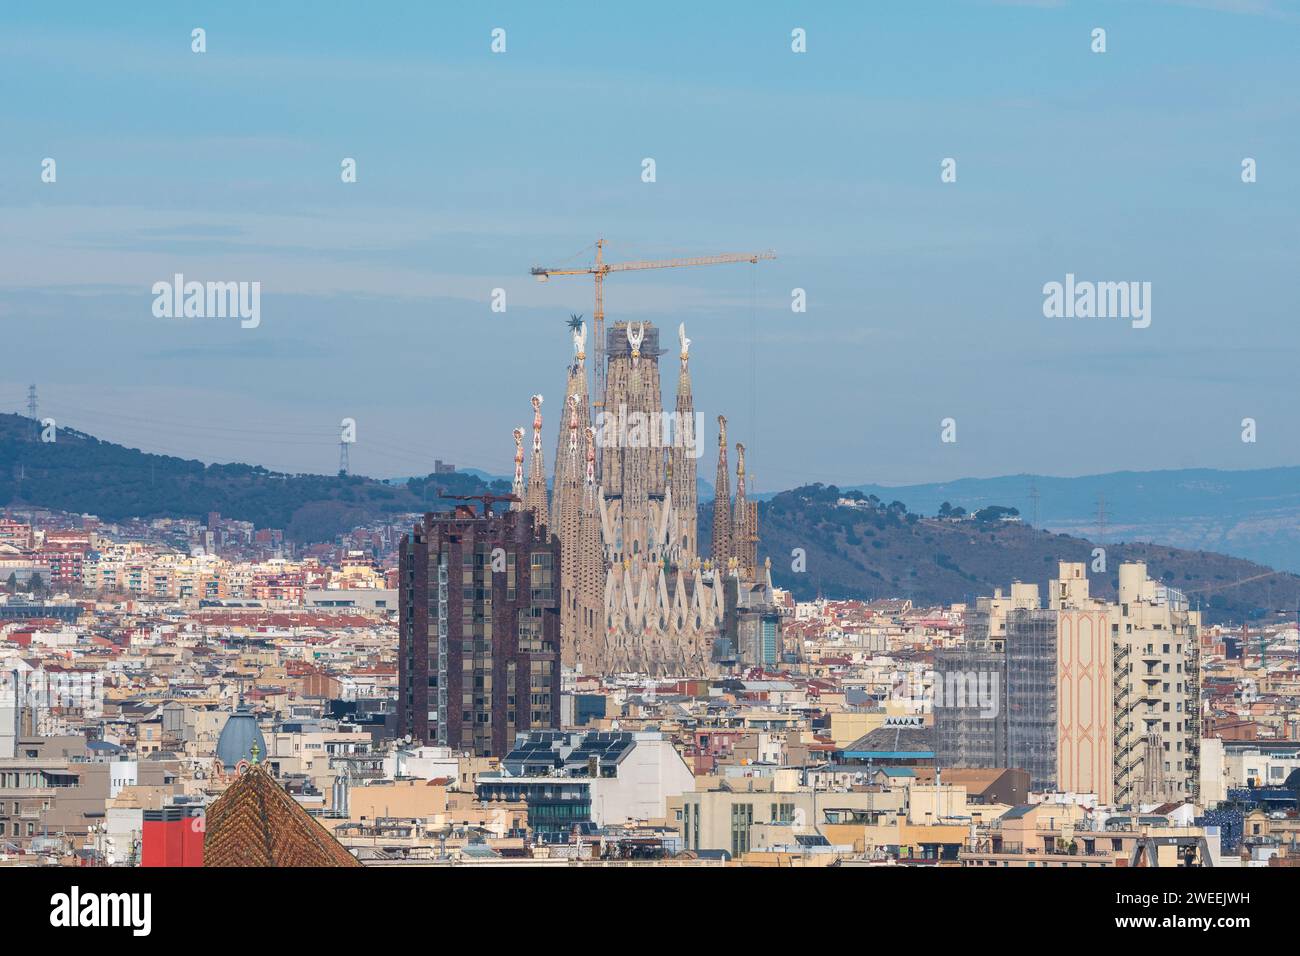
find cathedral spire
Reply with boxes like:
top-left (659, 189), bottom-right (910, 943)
top-left (551, 319), bottom-right (589, 525)
top-left (736, 442), bottom-right (746, 489)
top-left (711, 415), bottom-right (731, 569)
top-left (550, 319), bottom-right (595, 667)
top-left (524, 394), bottom-right (548, 523)
top-left (575, 423), bottom-right (603, 671)
top-left (670, 323), bottom-right (698, 560)
top-left (733, 442), bottom-right (757, 578)
top-left (510, 427), bottom-right (525, 509)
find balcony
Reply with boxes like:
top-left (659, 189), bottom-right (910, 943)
top-left (961, 840), bottom-right (1113, 860)
top-left (964, 840), bottom-right (1022, 854)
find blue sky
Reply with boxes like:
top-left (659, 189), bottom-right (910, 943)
top-left (2, 1), bottom-right (1298, 491)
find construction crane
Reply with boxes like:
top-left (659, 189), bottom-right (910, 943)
top-left (530, 238), bottom-right (775, 406)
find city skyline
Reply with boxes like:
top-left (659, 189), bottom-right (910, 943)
top-left (2, 0), bottom-right (1293, 926)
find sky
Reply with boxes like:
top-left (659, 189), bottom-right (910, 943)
top-left (1, 0), bottom-right (1298, 493)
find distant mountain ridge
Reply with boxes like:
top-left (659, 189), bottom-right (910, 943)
top-left (728, 484), bottom-right (1300, 627)
top-left (4, 412), bottom-right (1299, 623)
top-left (842, 468), bottom-right (1300, 573)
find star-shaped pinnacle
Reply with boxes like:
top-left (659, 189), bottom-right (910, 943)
top-left (567, 313), bottom-right (584, 332)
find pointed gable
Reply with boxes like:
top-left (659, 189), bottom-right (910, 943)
top-left (203, 763), bottom-right (361, 867)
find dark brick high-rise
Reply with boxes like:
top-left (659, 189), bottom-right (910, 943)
top-left (399, 504), bottom-right (561, 756)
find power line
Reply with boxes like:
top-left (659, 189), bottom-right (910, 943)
top-left (1183, 568), bottom-right (1290, 595)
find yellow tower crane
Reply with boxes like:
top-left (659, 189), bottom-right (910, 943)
top-left (530, 239), bottom-right (775, 407)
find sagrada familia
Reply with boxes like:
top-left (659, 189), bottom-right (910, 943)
top-left (508, 319), bottom-right (768, 676)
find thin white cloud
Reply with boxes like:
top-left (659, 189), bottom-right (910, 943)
top-left (1156, 0), bottom-right (1300, 19)
top-left (0, 204), bottom-right (761, 312)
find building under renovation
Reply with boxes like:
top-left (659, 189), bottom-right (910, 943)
top-left (934, 584), bottom-right (1055, 790)
top-left (934, 642), bottom-right (1008, 775)
top-left (1004, 606), bottom-right (1059, 793)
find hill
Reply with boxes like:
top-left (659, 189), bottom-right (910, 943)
top-left (0, 413), bottom-right (507, 541)
top-left (844, 468), bottom-right (1300, 574)
top-left (721, 484), bottom-right (1300, 626)
top-left (5, 415), bottom-right (1297, 623)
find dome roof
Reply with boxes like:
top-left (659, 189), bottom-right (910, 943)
top-left (216, 706), bottom-right (267, 771)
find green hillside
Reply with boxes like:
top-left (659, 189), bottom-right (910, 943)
top-left (0, 412), bottom-right (507, 541)
top-left (714, 484), bottom-right (1300, 626)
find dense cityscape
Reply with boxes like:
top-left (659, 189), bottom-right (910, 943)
top-left (6, 1), bottom-right (1292, 938)
top-left (3, 315), bottom-right (1298, 872)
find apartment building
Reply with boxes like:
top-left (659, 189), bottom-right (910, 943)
top-left (937, 562), bottom-right (1200, 807)
top-left (0, 738), bottom-right (176, 854)
top-left (1051, 562), bottom-right (1115, 801)
top-left (960, 801), bottom-right (1218, 867)
top-left (1199, 738), bottom-right (1300, 803)
top-left (0, 757), bottom-right (107, 851)
top-left (398, 505), bottom-right (561, 756)
top-left (673, 776), bottom-right (909, 860)
top-left (1052, 562), bottom-right (1200, 805)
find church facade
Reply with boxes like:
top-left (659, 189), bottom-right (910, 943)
top-left (511, 319), bottom-right (773, 677)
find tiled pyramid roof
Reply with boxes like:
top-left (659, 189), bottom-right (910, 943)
top-left (203, 762), bottom-right (361, 868)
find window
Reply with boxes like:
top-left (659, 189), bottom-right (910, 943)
top-left (730, 803), bottom-right (754, 858)
top-left (771, 802), bottom-right (795, 823)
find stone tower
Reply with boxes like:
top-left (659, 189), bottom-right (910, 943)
top-left (669, 322), bottom-right (698, 561)
top-left (524, 394), bottom-right (548, 524)
top-left (601, 321), bottom-right (667, 561)
top-left (509, 427), bottom-right (525, 509)
top-left (711, 415), bottom-right (732, 568)
top-left (576, 424), bottom-right (604, 672)
top-left (549, 321), bottom-right (600, 668)
top-left (732, 442), bottom-right (758, 578)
